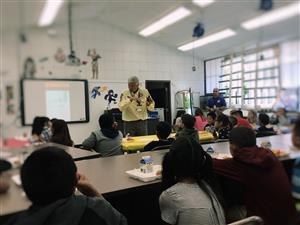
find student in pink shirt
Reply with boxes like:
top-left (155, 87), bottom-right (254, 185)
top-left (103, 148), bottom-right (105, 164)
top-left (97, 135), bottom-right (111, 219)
top-left (194, 108), bottom-right (207, 131)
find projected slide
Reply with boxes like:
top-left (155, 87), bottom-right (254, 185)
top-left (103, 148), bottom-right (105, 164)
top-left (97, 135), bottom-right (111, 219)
top-left (21, 79), bottom-right (89, 125)
top-left (46, 90), bottom-right (71, 121)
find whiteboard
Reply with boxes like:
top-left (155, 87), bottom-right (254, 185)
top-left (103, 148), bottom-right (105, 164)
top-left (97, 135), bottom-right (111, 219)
top-left (21, 79), bottom-right (89, 125)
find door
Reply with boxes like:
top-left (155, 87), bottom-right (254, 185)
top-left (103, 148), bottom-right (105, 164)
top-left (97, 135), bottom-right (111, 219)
top-left (145, 80), bottom-right (171, 125)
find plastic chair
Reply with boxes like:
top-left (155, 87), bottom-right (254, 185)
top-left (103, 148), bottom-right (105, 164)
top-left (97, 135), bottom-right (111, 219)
top-left (255, 131), bottom-right (277, 138)
top-left (151, 145), bottom-right (171, 151)
top-left (228, 216), bottom-right (263, 225)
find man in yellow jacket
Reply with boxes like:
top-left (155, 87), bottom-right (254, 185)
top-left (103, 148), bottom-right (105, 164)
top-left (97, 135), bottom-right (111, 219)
top-left (119, 76), bottom-right (155, 136)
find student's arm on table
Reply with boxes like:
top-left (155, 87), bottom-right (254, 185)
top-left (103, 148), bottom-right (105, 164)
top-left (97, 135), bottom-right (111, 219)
top-left (82, 133), bottom-right (97, 150)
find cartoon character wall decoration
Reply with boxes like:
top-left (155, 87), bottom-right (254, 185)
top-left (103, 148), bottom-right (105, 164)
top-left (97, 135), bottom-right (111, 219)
top-left (104, 89), bottom-right (118, 109)
top-left (23, 57), bottom-right (36, 78)
top-left (91, 86), bottom-right (108, 99)
top-left (87, 49), bottom-right (101, 79)
top-left (54, 48), bottom-right (66, 63)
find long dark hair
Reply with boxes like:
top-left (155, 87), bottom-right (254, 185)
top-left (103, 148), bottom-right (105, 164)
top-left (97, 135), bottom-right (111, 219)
top-left (162, 138), bottom-right (223, 220)
top-left (31, 116), bottom-right (50, 135)
top-left (50, 119), bottom-right (73, 147)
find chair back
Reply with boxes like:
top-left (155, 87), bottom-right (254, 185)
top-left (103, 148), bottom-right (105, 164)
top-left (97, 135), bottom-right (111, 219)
top-left (228, 216), bottom-right (263, 225)
top-left (151, 145), bottom-right (171, 151)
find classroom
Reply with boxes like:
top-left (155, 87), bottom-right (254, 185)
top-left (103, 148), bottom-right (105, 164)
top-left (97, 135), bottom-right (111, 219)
top-left (1, 1), bottom-right (300, 225)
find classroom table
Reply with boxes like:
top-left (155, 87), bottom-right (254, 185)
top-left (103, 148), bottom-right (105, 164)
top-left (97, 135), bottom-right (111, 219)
top-left (0, 143), bottom-right (101, 216)
top-left (121, 131), bottom-right (214, 152)
top-left (1, 142), bottom-right (101, 162)
top-left (0, 134), bottom-right (297, 222)
top-left (202, 133), bottom-right (300, 161)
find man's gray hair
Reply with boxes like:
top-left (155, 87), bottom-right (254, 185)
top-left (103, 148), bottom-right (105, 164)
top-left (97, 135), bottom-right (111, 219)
top-left (128, 76), bottom-right (139, 84)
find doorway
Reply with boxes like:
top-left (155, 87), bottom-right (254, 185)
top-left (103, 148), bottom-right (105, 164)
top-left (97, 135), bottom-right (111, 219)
top-left (145, 80), bottom-right (171, 125)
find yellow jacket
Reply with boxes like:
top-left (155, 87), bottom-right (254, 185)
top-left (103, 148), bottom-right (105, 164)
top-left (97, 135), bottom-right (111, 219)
top-left (119, 88), bottom-right (155, 121)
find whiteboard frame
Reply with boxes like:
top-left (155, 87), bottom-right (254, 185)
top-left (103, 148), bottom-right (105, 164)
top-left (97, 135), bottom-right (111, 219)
top-left (20, 78), bottom-right (90, 126)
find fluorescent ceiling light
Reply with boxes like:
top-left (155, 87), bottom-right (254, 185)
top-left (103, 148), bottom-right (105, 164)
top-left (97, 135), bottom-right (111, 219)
top-left (192, 0), bottom-right (215, 8)
top-left (241, 1), bottom-right (300, 30)
top-left (139, 7), bottom-right (192, 37)
top-left (178, 29), bottom-right (236, 51)
top-left (38, 0), bottom-right (64, 27)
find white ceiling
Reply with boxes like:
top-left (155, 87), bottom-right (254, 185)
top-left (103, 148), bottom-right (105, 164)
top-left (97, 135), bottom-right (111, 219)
top-left (2, 0), bottom-right (300, 59)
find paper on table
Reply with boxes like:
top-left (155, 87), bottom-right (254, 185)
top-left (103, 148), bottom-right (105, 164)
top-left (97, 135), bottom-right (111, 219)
top-left (137, 138), bottom-right (154, 142)
top-left (12, 174), bottom-right (22, 186)
top-left (126, 165), bottom-right (162, 182)
top-left (214, 153), bottom-right (232, 160)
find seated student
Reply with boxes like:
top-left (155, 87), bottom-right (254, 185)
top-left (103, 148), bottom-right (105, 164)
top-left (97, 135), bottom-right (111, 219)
top-left (31, 116), bottom-right (52, 143)
top-left (5, 147), bottom-right (127, 225)
top-left (143, 122), bottom-right (174, 151)
top-left (175, 114), bottom-right (200, 143)
top-left (228, 116), bottom-right (238, 130)
top-left (273, 107), bottom-right (290, 126)
top-left (50, 119), bottom-right (73, 147)
top-left (82, 113), bottom-right (123, 157)
top-left (159, 137), bottom-right (226, 225)
top-left (0, 159), bottom-right (12, 193)
top-left (173, 110), bottom-right (186, 132)
top-left (204, 111), bottom-right (217, 133)
top-left (194, 108), bottom-right (207, 131)
top-left (247, 110), bottom-right (258, 129)
top-left (291, 119), bottom-right (300, 199)
top-left (230, 110), bottom-right (252, 129)
top-left (215, 114), bottom-right (231, 139)
top-left (257, 113), bottom-right (276, 136)
top-left (213, 127), bottom-right (297, 225)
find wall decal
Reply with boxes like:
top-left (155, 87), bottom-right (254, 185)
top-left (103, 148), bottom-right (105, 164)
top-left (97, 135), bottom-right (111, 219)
top-left (104, 89), bottom-right (118, 109)
top-left (23, 57), bottom-right (36, 78)
top-left (39, 57), bottom-right (48, 63)
top-left (87, 49), bottom-right (101, 79)
top-left (91, 86), bottom-right (108, 99)
top-left (54, 47), bottom-right (66, 63)
top-left (6, 85), bottom-right (15, 114)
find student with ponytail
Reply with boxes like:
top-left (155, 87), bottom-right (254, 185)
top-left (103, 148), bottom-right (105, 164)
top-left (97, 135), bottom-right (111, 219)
top-left (159, 137), bottom-right (225, 225)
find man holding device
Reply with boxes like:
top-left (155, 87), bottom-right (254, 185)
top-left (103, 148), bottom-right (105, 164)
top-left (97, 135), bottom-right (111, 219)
top-left (119, 76), bottom-right (155, 136)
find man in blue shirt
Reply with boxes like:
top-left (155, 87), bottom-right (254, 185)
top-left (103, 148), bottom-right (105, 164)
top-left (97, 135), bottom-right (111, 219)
top-left (206, 88), bottom-right (226, 112)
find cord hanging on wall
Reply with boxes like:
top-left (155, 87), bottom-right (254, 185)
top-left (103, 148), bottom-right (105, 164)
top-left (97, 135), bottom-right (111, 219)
top-left (192, 22), bottom-right (205, 72)
top-left (66, 0), bottom-right (81, 66)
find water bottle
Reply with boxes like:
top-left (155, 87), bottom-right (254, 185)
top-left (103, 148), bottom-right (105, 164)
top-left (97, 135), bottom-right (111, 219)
top-left (140, 156), bottom-right (153, 173)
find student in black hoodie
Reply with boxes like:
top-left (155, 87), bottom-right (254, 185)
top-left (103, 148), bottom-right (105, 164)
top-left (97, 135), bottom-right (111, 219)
top-left (175, 114), bottom-right (200, 143)
top-left (5, 147), bottom-right (127, 225)
top-left (82, 113), bottom-right (123, 156)
top-left (143, 122), bottom-right (174, 151)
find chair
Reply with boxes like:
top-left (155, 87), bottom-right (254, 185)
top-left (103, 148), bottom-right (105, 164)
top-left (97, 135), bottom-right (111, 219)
top-left (151, 145), bottom-right (171, 151)
top-left (228, 216), bottom-right (263, 225)
top-left (255, 131), bottom-right (277, 138)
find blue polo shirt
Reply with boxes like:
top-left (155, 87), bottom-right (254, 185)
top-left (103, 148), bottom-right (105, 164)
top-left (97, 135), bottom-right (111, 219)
top-left (207, 96), bottom-right (226, 108)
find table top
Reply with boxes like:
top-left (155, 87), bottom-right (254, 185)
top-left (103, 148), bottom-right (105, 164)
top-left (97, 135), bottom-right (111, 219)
top-left (1, 133), bottom-right (297, 216)
top-left (1, 142), bottom-right (101, 162)
top-left (0, 144), bottom-right (101, 216)
top-left (122, 131), bottom-right (214, 151)
top-left (202, 133), bottom-right (299, 161)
